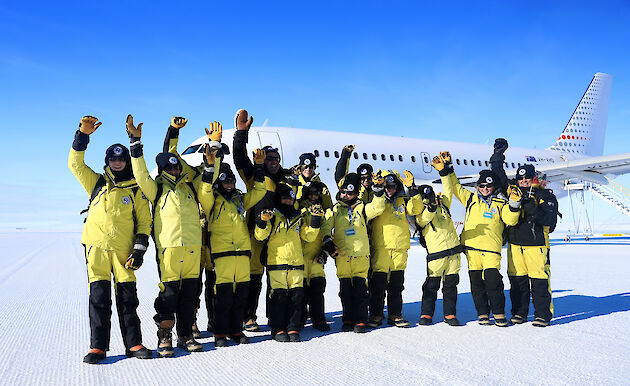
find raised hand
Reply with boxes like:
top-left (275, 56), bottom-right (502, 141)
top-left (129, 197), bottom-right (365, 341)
top-left (252, 148), bottom-right (266, 165)
top-left (431, 155), bottom-right (444, 171)
top-left (79, 115), bottom-right (102, 135)
top-left (126, 114), bottom-right (143, 138)
top-left (494, 138), bottom-right (509, 154)
top-left (260, 209), bottom-right (274, 221)
top-left (171, 116), bottom-right (188, 129)
top-left (401, 170), bottom-right (415, 188)
top-left (343, 145), bottom-right (355, 153)
top-left (204, 143), bottom-right (218, 165)
top-left (206, 122), bottom-right (222, 142)
top-left (234, 109), bottom-right (253, 131)
top-left (440, 151), bottom-right (452, 165)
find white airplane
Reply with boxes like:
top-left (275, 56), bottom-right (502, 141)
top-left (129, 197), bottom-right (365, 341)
top-left (177, 72), bottom-right (630, 229)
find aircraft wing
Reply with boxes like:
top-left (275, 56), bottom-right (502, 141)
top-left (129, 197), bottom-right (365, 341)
top-left (428, 152), bottom-right (630, 186)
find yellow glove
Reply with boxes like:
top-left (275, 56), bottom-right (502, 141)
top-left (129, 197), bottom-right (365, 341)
top-left (204, 143), bottom-right (218, 165)
top-left (372, 171), bottom-right (385, 186)
top-left (309, 204), bottom-right (324, 217)
top-left (206, 121), bottom-right (222, 141)
top-left (508, 185), bottom-right (523, 202)
top-left (171, 116), bottom-right (188, 129)
top-left (253, 149), bottom-right (266, 165)
top-left (126, 114), bottom-right (143, 138)
top-left (260, 209), bottom-right (274, 221)
top-left (431, 155), bottom-right (444, 171)
top-left (234, 109), bottom-right (253, 131)
top-left (343, 145), bottom-right (355, 153)
top-left (401, 170), bottom-right (415, 188)
top-left (292, 165), bottom-right (302, 176)
top-left (79, 115), bottom-right (102, 135)
top-left (440, 151), bottom-right (452, 165)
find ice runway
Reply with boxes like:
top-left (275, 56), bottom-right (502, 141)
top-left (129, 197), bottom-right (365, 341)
top-left (0, 231), bottom-right (628, 385)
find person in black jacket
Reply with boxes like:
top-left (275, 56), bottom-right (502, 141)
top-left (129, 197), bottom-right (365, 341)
top-left (489, 139), bottom-right (558, 327)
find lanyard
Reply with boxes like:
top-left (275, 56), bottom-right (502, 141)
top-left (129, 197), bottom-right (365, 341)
top-left (227, 193), bottom-right (244, 217)
top-left (478, 192), bottom-right (493, 209)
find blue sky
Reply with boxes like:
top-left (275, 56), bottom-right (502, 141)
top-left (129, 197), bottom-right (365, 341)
top-left (1, 1), bottom-right (629, 229)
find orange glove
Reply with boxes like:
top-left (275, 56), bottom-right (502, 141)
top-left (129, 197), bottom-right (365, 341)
top-left (79, 115), bottom-right (102, 135)
top-left (234, 109), bottom-right (253, 131)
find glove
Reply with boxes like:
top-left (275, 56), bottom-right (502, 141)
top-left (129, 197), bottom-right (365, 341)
top-left (372, 171), bottom-right (385, 187)
top-left (322, 236), bottom-right (338, 257)
top-left (126, 114), bottom-right (143, 139)
top-left (253, 148), bottom-right (266, 165)
top-left (522, 197), bottom-right (537, 216)
top-left (419, 185), bottom-right (437, 209)
top-left (401, 170), bottom-right (415, 188)
top-left (494, 138), bottom-right (509, 155)
top-left (207, 121), bottom-right (222, 141)
top-left (260, 209), bottom-right (274, 221)
top-left (79, 115), bottom-right (102, 135)
top-left (508, 185), bottom-right (523, 208)
top-left (291, 165), bottom-right (302, 176)
top-left (234, 109), bottom-right (253, 131)
top-left (440, 151), bottom-right (452, 166)
top-left (125, 234), bottom-right (148, 270)
top-left (171, 116), bottom-right (188, 129)
top-left (309, 205), bottom-right (324, 228)
top-left (431, 155), bottom-right (445, 171)
top-left (343, 144), bottom-right (354, 153)
top-left (204, 143), bottom-right (218, 165)
top-left (315, 252), bottom-right (328, 265)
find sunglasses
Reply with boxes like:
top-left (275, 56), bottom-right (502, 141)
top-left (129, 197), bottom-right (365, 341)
top-left (164, 164), bottom-right (179, 171)
top-left (360, 176), bottom-right (370, 180)
top-left (302, 165), bottom-right (315, 169)
top-left (265, 156), bottom-right (281, 162)
top-left (478, 183), bottom-right (493, 188)
top-left (109, 156), bottom-right (126, 162)
top-left (517, 176), bottom-right (533, 180)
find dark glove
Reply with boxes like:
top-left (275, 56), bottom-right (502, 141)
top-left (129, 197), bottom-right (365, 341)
top-left (125, 234), bottom-right (149, 270)
top-left (494, 138), bottom-right (508, 155)
top-left (309, 205), bottom-right (324, 228)
top-left (315, 251), bottom-right (328, 265)
top-left (72, 130), bottom-right (90, 151)
top-left (522, 197), bottom-right (537, 216)
top-left (322, 236), bottom-right (337, 256)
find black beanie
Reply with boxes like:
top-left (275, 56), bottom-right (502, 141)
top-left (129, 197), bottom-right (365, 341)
top-left (104, 144), bottom-right (133, 182)
top-left (299, 153), bottom-right (316, 168)
top-left (155, 152), bottom-right (181, 174)
top-left (477, 170), bottom-right (499, 186)
top-left (516, 164), bottom-right (536, 179)
top-left (340, 173), bottom-right (361, 194)
top-left (357, 163), bottom-right (373, 177)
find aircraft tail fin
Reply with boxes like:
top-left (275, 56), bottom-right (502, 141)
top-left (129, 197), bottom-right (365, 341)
top-left (548, 72), bottom-right (612, 156)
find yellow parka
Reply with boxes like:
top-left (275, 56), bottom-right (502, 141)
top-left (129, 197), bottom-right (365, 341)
top-left (416, 193), bottom-right (461, 256)
top-left (321, 196), bottom-right (386, 257)
top-left (295, 175), bottom-right (333, 210)
top-left (442, 171), bottom-right (520, 254)
top-left (254, 209), bottom-right (319, 267)
top-left (131, 155), bottom-right (204, 249)
top-left (198, 181), bottom-right (266, 258)
top-left (69, 149), bottom-right (152, 252)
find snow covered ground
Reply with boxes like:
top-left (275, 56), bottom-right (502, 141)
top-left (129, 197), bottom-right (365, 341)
top-left (1, 231), bottom-right (629, 385)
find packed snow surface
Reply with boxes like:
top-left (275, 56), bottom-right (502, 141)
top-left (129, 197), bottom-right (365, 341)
top-left (0, 231), bottom-right (628, 385)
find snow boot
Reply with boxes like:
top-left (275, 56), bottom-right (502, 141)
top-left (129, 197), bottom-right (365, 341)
top-left (177, 336), bottom-right (203, 352)
top-left (214, 335), bottom-right (228, 348)
top-left (83, 349), bottom-right (106, 364)
top-left (532, 317), bottom-right (550, 327)
top-left (366, 316), bottom-right (383, 329)
top-left (342, 322), bottom-right (354, 332)
top-left (444, 315), bottom-right (460, 327)
top-left (478, 315), bottom-right (492, 326)
top-left (388, 316), bottom-right (410, 328)
top-left (288, 331), bottom-right (301, 342)
top-left (125, 345), bottom-right (152, 359)
top-left (273, 331), bottom-right (290, 342)
top-left (313, 321), bottom-right (331, 331)
top-left (418, 315), bottom-right (432, 326)
top-left (191, 322), bottom-right (202, 339)
top-left (244, 319), bottom-right (261, 332)
top-left (510, 315), bottom-right (526, 325)
top-left (353, 323), bottom-right (367, 333)
top-left (156, 320), bottom-right (175, 358)
top-left (494, 317), bottom-right (509, 327)
top-left (229, 333), bottom-right (249, 344)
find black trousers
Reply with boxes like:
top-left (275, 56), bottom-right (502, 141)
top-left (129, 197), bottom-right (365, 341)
top-left (154, 278), bottom-right (200, 337)
top-left (244, 273), bottom-right (263, 322)
top-left (469, 269), bottom-right (505, 316)
top-left (339, 277), bottom-right (369, 325)
top-left (214, 282), bottom-right (250, 336)
top-left (203, 269), bottom-right (216, 326)
top-left (269, 287), bottom-right (304, 334)
top-left (89, 280), bottom-right (142, 350)
top-left (510, 275), bottom-right (553, 322)
top-left (421, 274), bottom-right (459, 317)
top-left (369, 270), bottom-right (405, 318)
top-left (302, 277), bottom-right (327, 326)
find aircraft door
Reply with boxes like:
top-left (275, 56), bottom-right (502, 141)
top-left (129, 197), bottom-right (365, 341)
top-left (420, 152), bottom-right (432, 173)
top-left (257, 131), bottom-right (284, 164)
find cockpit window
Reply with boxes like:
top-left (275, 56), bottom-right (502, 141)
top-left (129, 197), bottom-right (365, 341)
top-left (182, 144), bottom-right (201, 155)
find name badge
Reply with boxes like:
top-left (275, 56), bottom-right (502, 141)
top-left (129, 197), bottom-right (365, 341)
top-left (345, 228), bottom-right (356, 236)
top-left (483, 211), bottom-right (493, 219)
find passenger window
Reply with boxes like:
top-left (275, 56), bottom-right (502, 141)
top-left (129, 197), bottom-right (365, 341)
top-left (389, 154), bottom-right (394, 161)
top-left (511, 162), bottom-right (515, 168)
top-left (372, 153), bottom-right (377, 160)
top-left (324, 150), bottom-right (330, 158)
top-left (411, 156), bottom-right (416, 162)
top-left (504, 162), bottom-right (508, 167)
top-left (423, 156), bottom-right (429, 163)
top-left (485, 161), bottom-right (489, 167)
top-left (517, 163), bottom-right (521, 167)
top-left (353, 153), bottom-right (359, 159)
top-left (456, 159), bottom-right (461, 165)
top-left (463, 159), bottom-right (468, 165)
top-left (314, 150), bottom-right (319, 157)
top-left (398, 155), bottom-right (403, 162)
top-left (363, 153), bottom-right (368, 160)
top-left (334, 151), bottom-right (339, 158)
top-left (477, 160), bottom-right (482, 166)
top-left (381, 154), bottom-right (386, 160)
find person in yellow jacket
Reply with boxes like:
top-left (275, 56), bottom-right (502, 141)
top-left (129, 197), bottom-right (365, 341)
top-left (434, 151), bottom-right (522, 327)
top-left (298, 181), bottom-right (331, 331)
top-left (290, 152), bottom-right (334, 209)
top-left (232, 109), bottom-right (293, 332)
top-left (69, 116), bottom-right (153, 364)
top-left (163, 120), bottom-right (228, 337)
top-left (198, 151), bottom-right (266, 347)
top-left (367, 170), bottom-right (424, 328)
top-left (334, 145), bottom-right (375, 204)
top-left (414, 183), bottom-right (463, 327)
top-left (321, 173), bottom-right (386, 333)
top-left (254, 185), bottom-right (322, 342)
top-left (127, 115), bottom-right (215, 355)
